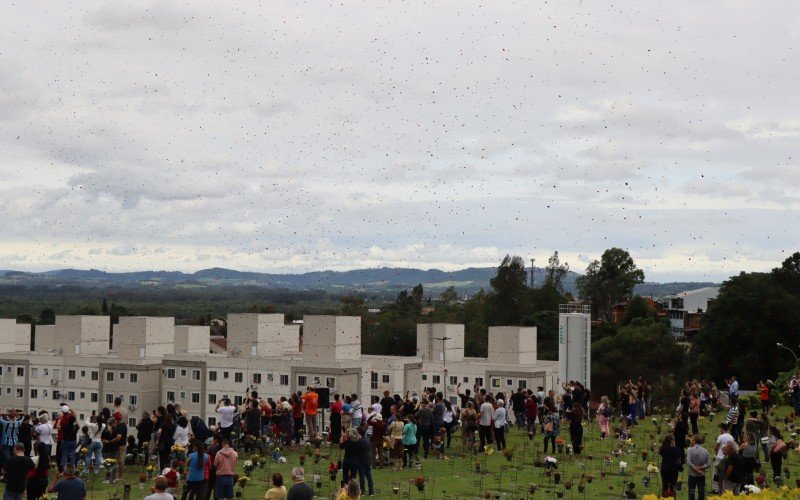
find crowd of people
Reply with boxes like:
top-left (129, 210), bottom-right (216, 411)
top-left (1, 375), bottom-right (798, 499)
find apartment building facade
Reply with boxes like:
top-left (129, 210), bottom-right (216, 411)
top-left (0, 313), bottom-right (558, 428)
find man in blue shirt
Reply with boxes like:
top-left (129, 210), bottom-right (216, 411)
top-left (0, 410), bottom-right (24, 472)
top-left (47, 463), bottom-right (87, 499)
top-left (727, 377), bottom-right (739, 406)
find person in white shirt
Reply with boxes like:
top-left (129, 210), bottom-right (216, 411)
top-left (35, 414), bottom-right (54, 457)
top-left (492, 399), bottom-right (508, 450)
top-left (215, 399), bottom-right (237, 441)
top-left (85, 416), bottom-right (105, 472)
top-left (350, 395), bottom-right (364, 427)
top-left (713, 423), bottom-right (734, 493)
top-left (478, 396), bottom-right (494, 452)
top-left (173, 416), bottom-right (190, 448)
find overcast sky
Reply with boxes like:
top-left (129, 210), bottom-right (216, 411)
top-left (1, 1), bottom-right (798, 282)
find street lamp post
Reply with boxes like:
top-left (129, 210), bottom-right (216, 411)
top-left (776, 342), bottom-right (799, 367)
top-left (433, 336), bottom-right (451, 398)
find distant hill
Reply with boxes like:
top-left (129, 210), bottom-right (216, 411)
top-left (0, 267), bottom-right (718, 298)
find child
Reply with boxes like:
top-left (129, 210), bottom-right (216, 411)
top-left (161, 460), bottom-right (181, 497)
top-left (126, 435), bottom-right (137, 464)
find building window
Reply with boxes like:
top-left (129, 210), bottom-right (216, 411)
top-left (209, 371), bottom-right (217, 382)
top-left (491, 378), bottom-right (500, 388)
top-left (208, 417), bottom-right (216, 427)
top-left (298, 375), bottom-right (307, 387)
top-left (192, 393), bottom-right (200, 404)
top-left (166, 391), bottom-right (175, 402)
top-left (506, 379), bottom-right (513, 386)
top-left (463, 377), bottom-right (469, 383)
top-left (475, 377), bottom-right (484, 387)
top-left (252, 373), bottom-right (261, 384)
top-left (52, 390), bottom-right (61, 400)
top-left (421, 374), bottom-right (428, 381)
top-left (518, 380), bottom-right (527, 389)
top-left (106, 372), bottom-right (114, 382)
top-left (68, 391), bottom-right (75, 401)
top-left (234, 396), bottom-right (243, 405)
top-left (180, 369), bottom-right (187, 377)
top-left (120, 372), bottom-right (126, 380)
top-left (370, 372), bottom-right (378, 390)
top-left (179, 392), bottom-right (186, 401)
top-left (16, 388), bottom-right (23, 397)
top-left (192, 370), bottom-right (200, 381)
top-left (128, 417), bottom-right (137, 427)
top-left (166, 369), bottom-right (175, 379)
top-left (80, 392), bottom-right (85, 399)
top-left (267, 374), bottom-right (274, 383)
top-left (326, 377), bottom-right (336, 389)
top-left (91, 371), bottom-right (99, 381)
top-left (43, 368), bottom-right (49, 376)
top-left (432, 375), bottom-right (441, 384)
top-left (313, 376), bottom-right (321, 386)
top-left (130, 373), bottom-right (138, 383)
top-left (279, 375), bottom-right (289, 386)
top-left (382, 374), bottom-right (390, 384)
top-left (16, 367), bottom-right (24, 377)
top-left (81, 370), bottom-right (86, 378)
top-left (130, 395), bottom-right (138, 406)
top-left (67, 370), bottom-right (76, 380)
top-left (449, 376), bottom-right (457, 385)
top-left (223, 371), bottom-right (229, 379)
top-left (235, 373), bottom-right (243, 383)
top-left (105, 394), bottom-right (114, 404)
top-left (31, 368), bottom-right (38, 378)
top-left (91, 393), bottom-right (98, 403)
top-left (208, 394), bottom-right (217, 404)
top-left (30, 389), bottom-right (38, 399)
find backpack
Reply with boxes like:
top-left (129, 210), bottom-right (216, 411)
top-left (602, 406), bottom-right (612, 418)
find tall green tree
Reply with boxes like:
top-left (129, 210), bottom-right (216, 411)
top-left (544, 251), bottom-right (570, 294)
top-left (575, 248), bottom-right (645, 320)
top-left (687, 271), bottom-right (800, 385)
top-left (485, 255), bottom-right (530, 326)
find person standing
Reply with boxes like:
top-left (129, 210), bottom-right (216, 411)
top-left (541, 400), bottom-right (560, 454)
top-left (112, 414), bottom-right (128, 481)
top-left (215, 399), bottom-right (237, 443)
top-left (17, 415), bottom-right (32, 459)
top-left (686, 434), bottom-right (710, 500)
top-left (57, 406), bottom-right (78, 470)
top-left (492, 399), bottom-right (507, 451)
top-left (712, 423), bottom-right (734, 494)
top-left (768, 426), bottom-right (787, 482)
top-left (757, 380), bottom-right (771, 413)
top-left (213, 438), bottom-right (238, 500)
top-left (726, 376), bottom-right (739, 406)
top-left (27, 442), bottom-right (51, 500)
top-left (525, 392), bottom-right (539, 436)
top-left (565, 403), bottom-right (584, 455)
top-left (790, 373), bottom-right (800, 413)
top-left (477, 395), bottom-right (494, 452)
top-left (597, 396), bottom-right (610, 439)
top-left (415, 403), bottom-right (433, 458)
top-left (2, 442), bottom-right (34, 500)
top-left (182, 441), bottom-right (208, 500)
top-left (301, 387), bottom-right (319, 440)
top-left (379, 391), bottom-right (395, 422)
top-left (0, 410), bottom-right (24, 470)
top-left (401, 415), bottom-right (417, 468)
top-left (510, 388), bottom-right (526, 429)
top-left (34, 415), bottom-right (53, 459)
top-left (721, 442), bottom-right (744, 494)
top-left (659, 434), bottom-right (681, 497)
top-left (330, 394), bottom-right (343, 444)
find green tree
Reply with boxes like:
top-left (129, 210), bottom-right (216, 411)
top-left (339, 295), bottom-right (367, 317)
top-left (687, 272), bottom-right (800, 385)
top-left (620, 296), bottom-right (655, 326)
top-left (591, 318), bottom-right (684, 405)
top-left (412, 284), bottom-right (424, 308)
top-left (772, 252), bottom-right (800, 296)
top-left (101, 298), bottom-right (109, 315)
top-left (38, 308), bottom-right (56, 325)
top-left (486, 255), bottom-right (530, 326)
top-left (575, 248), bottom-right (645, 320)
top-left (544, 251), bottom-right (570, 294)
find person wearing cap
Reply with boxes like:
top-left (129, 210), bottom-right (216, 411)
top-left (144, 475), bottom-right (173, 500)
top-left (55, 405), bottom-right (78, 470)
top-left (47, 462), bottom-right (86, 499)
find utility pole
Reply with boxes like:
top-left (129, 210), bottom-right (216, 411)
top-left (530, 258), bottom-right (535, 288)
top-left (433, 336), bottom-right (451, 398)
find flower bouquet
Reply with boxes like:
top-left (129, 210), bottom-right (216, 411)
top-left (170, 443), bottom-right (187, 461)
top-left (145, 464), bottom-right (157, 478)
top-left (646, 462), bottom-right (658, 475)
top-left (619, 461), bottom-right (628, 475)
top-left (484, 444), bottom-right (495, 456)
top-left (555, 437), bottom-right (565, 453)
top-left (237, 476), bottom-right (249, 489)
top-left (314, 449), bottom-right (321, 463)
top-left (501, 447), bottom-right (514, 462)
top-left (414, 476), bottom-right (425, 491)
top-left (328, 461), bottom-right (339, 481)
top-left (243, 460), bottom-right (254, 476)
top-left (544, 456), bottom-right (557, 469)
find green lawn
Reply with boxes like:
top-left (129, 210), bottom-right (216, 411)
top-left (6, 409), bottom-right (800, 499)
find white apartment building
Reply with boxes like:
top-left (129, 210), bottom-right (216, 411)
top-left (0, 313), bottom-right (558, 428)
top-left (659, 287), bottom-right (719, 339)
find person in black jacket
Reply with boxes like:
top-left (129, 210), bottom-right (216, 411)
top-left (136, 412), bottom-right (154, 466)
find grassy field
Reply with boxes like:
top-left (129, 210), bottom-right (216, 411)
top-left (6, 409), bottom-right (800, 499)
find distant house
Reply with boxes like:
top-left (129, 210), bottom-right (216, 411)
top-left (658, 287), bottom-right (719, 340)
top-left (209, 335), bottom-right (227, 354)
top-left (610, 296), bottom-right (665, 324)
